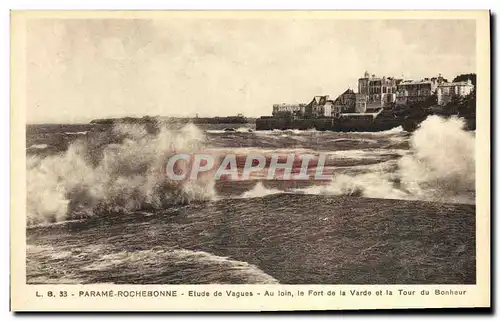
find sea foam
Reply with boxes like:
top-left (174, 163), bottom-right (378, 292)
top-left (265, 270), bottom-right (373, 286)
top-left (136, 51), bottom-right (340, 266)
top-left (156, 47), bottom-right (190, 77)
top-left (27, 122), bottom-right (217, 225)
top-left (295, 116), bottom-right (475, 204)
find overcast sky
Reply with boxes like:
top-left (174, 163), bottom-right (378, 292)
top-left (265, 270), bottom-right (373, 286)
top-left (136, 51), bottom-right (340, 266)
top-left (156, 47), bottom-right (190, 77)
top-left (26, 18), bottom-right (476, 123)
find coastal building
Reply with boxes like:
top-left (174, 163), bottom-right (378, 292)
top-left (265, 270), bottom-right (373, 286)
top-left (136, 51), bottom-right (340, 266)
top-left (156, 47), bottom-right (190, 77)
top-left (272, 103), bottom-right (306, 117)
top-left (268, 72), bottom-right (472, 122)
top-left (358, 71), bottom-right (402, 109)
top-left (332, 89), bottom-right (356, 114)
top-left (322, 101), bottom-right (334, 117)
top-left (436, 80), bottom-right (474, 105)
top-left (355, 94), bottom-right (369, 113)
top-left (273, 95), bottom-right (335, 119)
top-left (395, 74), bottom-right (447, 106)
top-left (330, 89), bottom-right (370, 114)
top-left (305, 95), bottom-right (334, 118)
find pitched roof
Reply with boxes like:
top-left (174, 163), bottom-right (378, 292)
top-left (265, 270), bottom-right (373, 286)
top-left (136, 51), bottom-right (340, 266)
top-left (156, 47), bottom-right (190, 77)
top-left (438, 81), bottom-right (473, 87)
top-left (398, 79), bottom-right (433, 85)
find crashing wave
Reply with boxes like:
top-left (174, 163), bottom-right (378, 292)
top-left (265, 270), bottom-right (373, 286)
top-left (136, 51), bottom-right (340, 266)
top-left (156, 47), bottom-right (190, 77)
top-left (294, 116), bottom-right (475, 204)
top-left (27, 122), bottom-right (217, 225)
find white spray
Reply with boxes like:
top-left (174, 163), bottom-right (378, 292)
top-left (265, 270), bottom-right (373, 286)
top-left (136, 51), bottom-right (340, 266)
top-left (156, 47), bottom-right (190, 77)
top-left (295, 116), bottom-right (476, 204)
top-left (27, 122), bottom-right (217, 225)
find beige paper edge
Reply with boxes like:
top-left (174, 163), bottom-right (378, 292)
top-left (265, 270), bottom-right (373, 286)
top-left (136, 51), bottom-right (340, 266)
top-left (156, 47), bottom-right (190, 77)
top-left (10, 10), bottom-right (491, 311)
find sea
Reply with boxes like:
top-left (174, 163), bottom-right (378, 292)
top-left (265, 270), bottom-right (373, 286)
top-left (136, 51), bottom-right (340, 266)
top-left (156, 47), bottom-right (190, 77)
top-left (25, 115), bottom-right (476, 284)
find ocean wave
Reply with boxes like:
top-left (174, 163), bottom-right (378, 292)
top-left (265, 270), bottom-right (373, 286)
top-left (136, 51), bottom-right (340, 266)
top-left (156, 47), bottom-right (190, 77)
top-left (27, 122), bottom-right (217, 225)
top-left (254, 129), bottom-right (317, 135)
top-left (207, 147), bottom-right (405, 159)
top-left (238, 182), bottom-right (285, 198)
top-left (27, 244), bottom-right (278, 284)
top-left (205, 127), bottom-right (253, 134)
top-left (27, 144), bottom-right (49, 150)
top-left (293, 116), bottom-right (475, 204)
top-left (83, 248), bottom-right (279, 284)
top-left (236, 117), bottom-right (475, 204)
top-left (26, 116), bottom-right (474, 226)
top-left (370, 126), bottom-right (404, 135)
top-left (324, 148), bottom-right (407, 160)
top-left (329, 138), bottom-right (379, 144)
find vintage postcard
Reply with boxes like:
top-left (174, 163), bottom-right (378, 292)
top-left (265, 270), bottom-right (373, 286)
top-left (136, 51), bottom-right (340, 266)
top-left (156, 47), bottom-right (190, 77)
top-left (11, 10), bottom-right (490, 311)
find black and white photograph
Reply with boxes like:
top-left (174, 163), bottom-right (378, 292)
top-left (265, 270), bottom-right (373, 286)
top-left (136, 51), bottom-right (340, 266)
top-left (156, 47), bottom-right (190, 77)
top-left (10, 9), bottom-right (491, 311)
